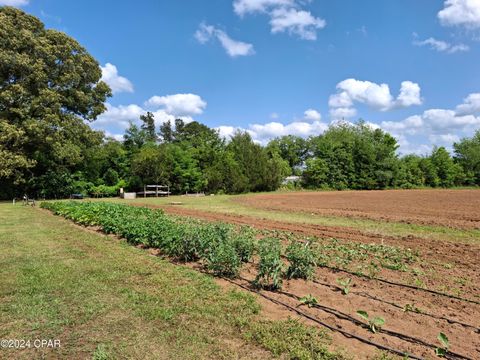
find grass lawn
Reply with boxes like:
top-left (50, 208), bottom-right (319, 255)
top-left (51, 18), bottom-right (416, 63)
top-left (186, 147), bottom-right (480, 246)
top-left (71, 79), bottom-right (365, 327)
top-left (0, 203), bottom-right (345, 360)
top-left (104, 194), bottom-right (480, 245)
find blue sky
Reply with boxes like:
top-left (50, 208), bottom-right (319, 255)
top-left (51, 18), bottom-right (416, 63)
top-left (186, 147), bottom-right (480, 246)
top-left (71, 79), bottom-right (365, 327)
top-left (5, 0), bottom-right (480, 154)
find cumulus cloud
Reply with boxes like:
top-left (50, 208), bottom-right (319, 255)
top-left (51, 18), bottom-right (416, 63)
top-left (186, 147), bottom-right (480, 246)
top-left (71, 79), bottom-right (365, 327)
top-left (145, 93), bottom-right (207, 116)
top-left (303, 109), bottom-right (321, 121)
top-left (95, 93), bottom-right (205, 135)
top-left (371, 90), bottom-right (480, 154)
top-left (382, 109), bottom-right (480, 136)
top-left (328, 79), bottom-right (422, 119)
top-left (329, 107), bottom-right (357, 120)
top-left (429, 133), bottom-right (461, 144)
top-left (413, 37), bottom-right (469, 53)
top-left (95, 103), bottom-right (195, 133)
top-left (0, 0), bottom-right (28, 6)
top-left (233, 0), bottom-right (295, 16)
top-left (216, 119), bottom-right (328, 144)
top-left (233, 0), bottom-right (326, 40)
top-left (95, 103), bottom-right (145, 130)
top-left (455, 92), bottom-right (480, 115)
top-left (195, 23), bottom-right (255, 57)
top-left (438, 0), bottom-right (480, 29)
top-left (269, 7), bottom-right (326, 40)
top-left (100, 63), bottom-right (134, 94)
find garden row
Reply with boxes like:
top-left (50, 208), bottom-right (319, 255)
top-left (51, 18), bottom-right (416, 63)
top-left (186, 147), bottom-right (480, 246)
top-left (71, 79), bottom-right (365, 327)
top-left (40, 201), bottom-right (315, 287)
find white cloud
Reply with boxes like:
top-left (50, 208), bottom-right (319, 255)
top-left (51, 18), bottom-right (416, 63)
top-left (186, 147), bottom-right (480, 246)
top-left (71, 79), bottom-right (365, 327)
top-left (104, 131), bottom-right (125, 142)
top-left (329, 107), bottom-right (357, 120)
top-left (423, 109), bottom-right (480, 131)
top-left (0, 0), bottom-right (28, 6)
top-left (382, 109), bottom-right (480, 137)
top-left (100, 63), bottom-right (134, 94)
top-left (270, 112), bottom-right (279, 119)
top-left (96, 103), bottom-right (145, 130)
top-left (328, 79), bottom-right (422, 119)
top-left (303, 109), bottom-right (321, 121)
top-left (146, 94), bottom-right (207, 116)
top-left (438, 0), bottom-right (480, 29)
top-left (233, 0), bottom-right (326, 40)
top-left (195, 23), bottom-right (255, 57)
top-left (429, 133), bottom-right (461, 144)
top-left (216, 119), bottom-right (328, 144)
top-left (269, 7), bottom-right (326, 40)
top-left (376, 91), bottom-right (480, 154)
top-left (95, 93), bottom-right (204, 133)
top-left (233, 0), bottom-right (295, 16)
top-left (413, 37), bottom-right (469, 53)
top-left (455, 92), bottom-right (480, 115)
top-left (396, 81), bottom-right (423, 107)
top-left (381, 115), bottom-right (424, 135)
top-left (217, 125), bottom-right (241, 140)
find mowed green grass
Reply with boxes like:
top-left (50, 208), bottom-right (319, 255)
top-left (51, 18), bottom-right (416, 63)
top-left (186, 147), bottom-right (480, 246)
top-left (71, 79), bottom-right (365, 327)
top-left (0, 204), bottom-right (345, 360)
top-left (104, 194), bottom-right (480, 245)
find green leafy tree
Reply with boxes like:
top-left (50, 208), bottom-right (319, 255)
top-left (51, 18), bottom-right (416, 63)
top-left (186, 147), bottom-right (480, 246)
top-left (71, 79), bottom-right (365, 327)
top-left (267, 135), bottom-right (307, 174)
top-left (159, 120), bottom-right (174, 143)
top-left (430, 146), bottom-right (462, 187)
top-left (0, 7), bottom-right (110, 198)
top-left (454, 131), bottom-right (480, 185)
top-left (123, 122), bottom-right (147, 154)
top-left (131, 144), bottom-right (173, 186)
top-left (140, 112), bottom-right (156, 142)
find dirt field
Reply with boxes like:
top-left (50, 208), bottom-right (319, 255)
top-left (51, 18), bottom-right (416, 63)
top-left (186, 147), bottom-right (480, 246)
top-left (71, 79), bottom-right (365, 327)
top-left (235, 189), bottom-right (480, 229)
top-left (135, 190), bottom-right (480, 359)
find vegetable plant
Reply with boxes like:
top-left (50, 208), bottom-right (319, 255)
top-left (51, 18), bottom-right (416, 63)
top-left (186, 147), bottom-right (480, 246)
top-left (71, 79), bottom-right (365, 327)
top-left (299, 294), bottom-right (318, 308)
top-left (403, 303), bottom-right (422, 314)
top-left (356, 310), bottom-right (385, 333)
top-left (336, 277), bottom-right (352, 295)
top-left (435, 332), bottom-right (449, 357)
top-left (254, 238), bottom-right (283, 290)
top-left (285, 240), bottom-right (316, 280)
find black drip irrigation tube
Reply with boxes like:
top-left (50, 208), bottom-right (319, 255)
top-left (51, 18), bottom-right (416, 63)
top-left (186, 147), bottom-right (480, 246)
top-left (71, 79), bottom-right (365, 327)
top-left (319, 264), bottom-right (480, 306)
top-left (272, 287), bottom-right (473, 360)
top-left (223, 277), bottom-right (426, 360)
top-left (310, 278), bottom-right (480, 333)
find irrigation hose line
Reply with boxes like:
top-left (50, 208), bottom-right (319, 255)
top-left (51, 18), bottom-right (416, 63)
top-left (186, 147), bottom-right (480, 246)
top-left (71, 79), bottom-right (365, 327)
top-left (310, 278), bottom-right (480, 333)
top-left (320, 264), bottom-right (480, 306)
top-left (273, 287), bottom-right (473, 360)
top-left (273, 238), bottom-right (480, 306)
top-left (222, 277), bottom-right (425, 360)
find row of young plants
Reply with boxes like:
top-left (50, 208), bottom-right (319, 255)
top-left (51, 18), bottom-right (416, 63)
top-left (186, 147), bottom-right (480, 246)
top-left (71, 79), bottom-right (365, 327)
top-left (40, 201), bottom-right (315, 286)
top-left (261, 230), bottom-right (420, 278)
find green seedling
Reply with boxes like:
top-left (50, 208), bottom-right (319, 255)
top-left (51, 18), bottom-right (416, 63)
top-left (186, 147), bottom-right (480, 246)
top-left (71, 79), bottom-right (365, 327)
top-left (435, 332), bottom-right (449, 357)
top-left (403, 303), bottom-right (422, 313)
top-left (336, 277), bottom-right (352, 295)
top-left (356, 310), bottom-right (385, 333)
top-left (299, 294), bottom-right (318, 308)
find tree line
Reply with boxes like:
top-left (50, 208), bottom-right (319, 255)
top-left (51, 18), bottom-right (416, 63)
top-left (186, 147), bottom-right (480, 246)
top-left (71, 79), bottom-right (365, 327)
top-left (1, 7), bottom-right (479, 199)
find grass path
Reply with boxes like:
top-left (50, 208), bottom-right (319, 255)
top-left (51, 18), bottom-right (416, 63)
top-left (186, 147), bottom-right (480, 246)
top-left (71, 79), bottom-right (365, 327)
top-left (0, 204), bottom-right (344, 360)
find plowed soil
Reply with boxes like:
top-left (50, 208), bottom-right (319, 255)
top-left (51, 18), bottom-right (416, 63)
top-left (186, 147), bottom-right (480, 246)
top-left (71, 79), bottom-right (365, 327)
top-left (235, 189), bottom-right (480, 229)
top-left (131, 191), bottom-right (480, 359)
